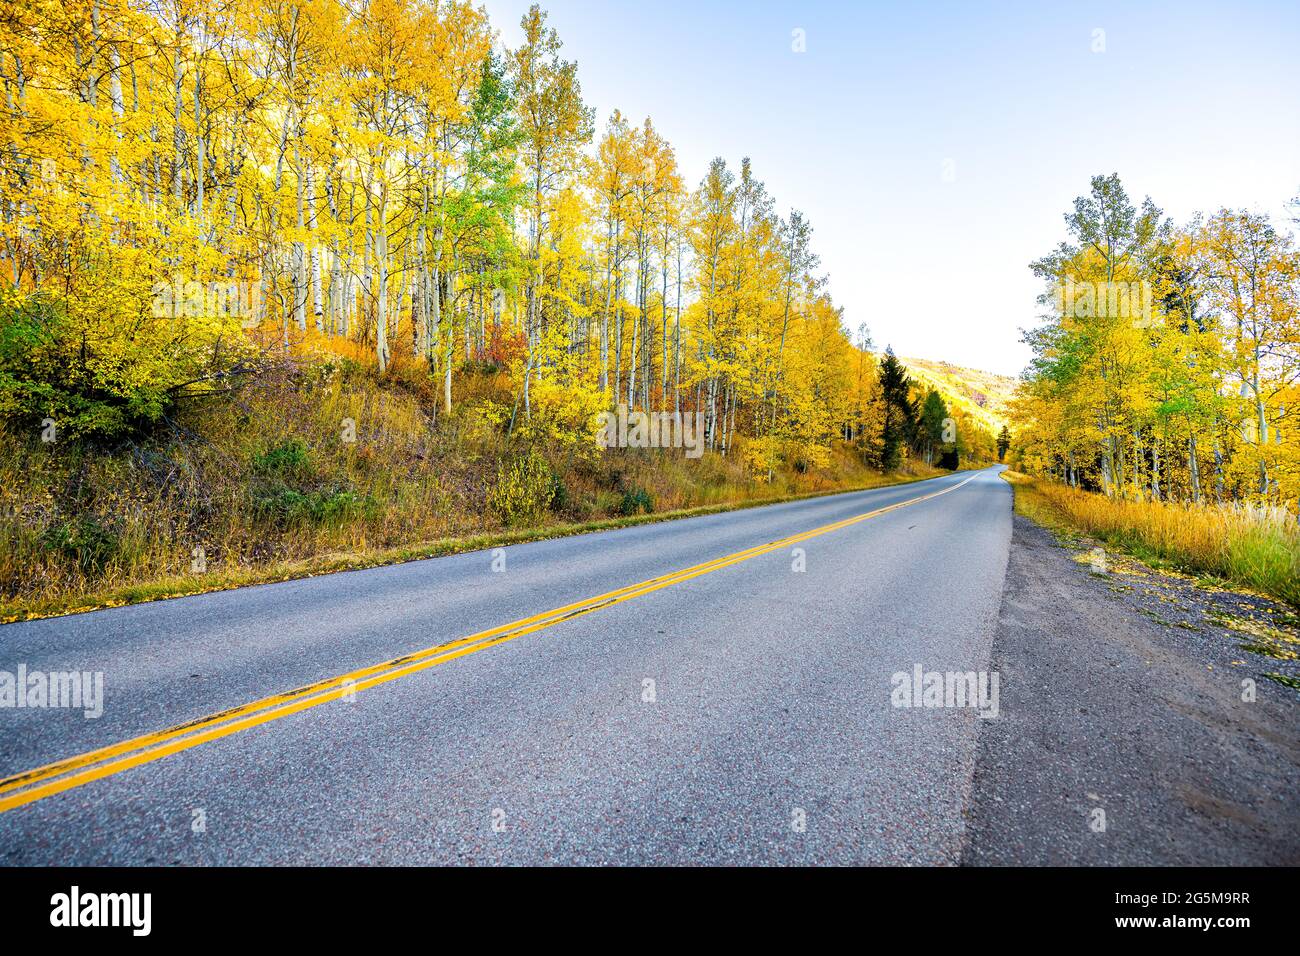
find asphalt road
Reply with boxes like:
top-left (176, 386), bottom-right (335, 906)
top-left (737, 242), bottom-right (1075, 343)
top-left (0, 466), bottom-right (1011, 865)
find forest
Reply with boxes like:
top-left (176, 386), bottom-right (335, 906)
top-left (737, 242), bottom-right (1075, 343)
top-left (1013, 174), bottom-right (1298, 514)
top-left (0, 0), bottom-right (987, 614)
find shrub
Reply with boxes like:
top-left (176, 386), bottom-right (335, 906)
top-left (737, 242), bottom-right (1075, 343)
top-left (488, 451), bottom-right (558, 527)
top-left (252, 439), bottom-right (312, 477)
top-left (252, 485), bottom-right (371, 528)
top-left (0, 274), bottom-right (252, 441)
top-left (618, 487), bottom-right (654, 516)
top-left (548, 469), bottom-right (569, 514)
top-left (40, 516), bottom-right (120, 576)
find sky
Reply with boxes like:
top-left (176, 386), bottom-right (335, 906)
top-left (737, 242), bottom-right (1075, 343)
top-left (480, 0), bottom-right (1300, 377)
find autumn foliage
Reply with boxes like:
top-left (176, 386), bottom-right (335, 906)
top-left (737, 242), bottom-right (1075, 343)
top-left (0, 0), bottom-right (908, 472)
top-left (1013, 175), bottom-right (1299, 515)
top-left (0, 1), bottom-right (982, 616)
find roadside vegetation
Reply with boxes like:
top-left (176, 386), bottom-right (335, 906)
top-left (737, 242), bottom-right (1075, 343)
top-left (0, 356), bottom-right (962, 623)
top-left (1007, 173), bottom-right (1298, 608)
top-left (1004, 471), bottom-right (1300, 608)
top-left (1012, 173), bottom-right (1298, 520)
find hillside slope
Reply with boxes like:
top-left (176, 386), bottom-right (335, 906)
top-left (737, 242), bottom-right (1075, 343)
top-left (897, 356), bottom-right (1018, 435)
top-left (0, 360), bottom-right (951, 622)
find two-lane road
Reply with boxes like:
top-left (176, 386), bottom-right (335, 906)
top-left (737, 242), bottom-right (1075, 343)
top-left (0, 466), bottom-right (1011, 864)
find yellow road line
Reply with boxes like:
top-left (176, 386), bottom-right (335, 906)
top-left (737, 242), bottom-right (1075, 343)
top-left (0, 470), bottom-right (980, 814)
top-left (0, 507), bottom-right (864, 797)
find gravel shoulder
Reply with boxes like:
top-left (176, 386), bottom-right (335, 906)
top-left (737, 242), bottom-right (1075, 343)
top-left (962, 512), bottom-right (1300, 865)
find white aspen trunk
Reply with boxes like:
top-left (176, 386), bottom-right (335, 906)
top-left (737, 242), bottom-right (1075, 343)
top-left (193, 57), bottom-right (204, 229)
top-left (444, 266), bottom-right (455, 414)
top-left (172, 41), bottom-right (184, 205)
top-left (1151, 434), bottom-right (1161, 500)
top-left (417, 179), bottom-right (429, 359)
top-left (1253, 354), bottom-right (1268, 495)
top-left (1189, 431), bottom-right (1201, 504)
top-left (363, 199), bottom-right (374, 344)
top-left (103, 6), bottom-right (124, 187)
top-left (600, 220), bottom-right (616, 394)
top-left (661, 243), bottom-right (668, 407)
top-left (293, 142), bottom-right (306, 331)
top-left (674, 242), bottom-right (682, 416)
top-left (307, 162), bottom-right (323, 329)
top-left (430, 250), bottom-right (441, 370)
top-left (375, 206), bottom-right (389, 372)
top-left (627, 269), bottom-right (639, 409)
top-left (1213, 441), bottom-right (1225, 503)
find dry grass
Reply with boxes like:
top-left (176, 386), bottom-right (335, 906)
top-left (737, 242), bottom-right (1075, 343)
top-left (1, 359), bottom-right (953, 622)
top-left (1004, 471), bottom-right (1300, 607)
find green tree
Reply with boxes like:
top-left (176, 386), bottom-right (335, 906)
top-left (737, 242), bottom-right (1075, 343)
top-left (877, 347), bottom-right (916, 470)
top-left (917, 389), bottom-right (948, 466)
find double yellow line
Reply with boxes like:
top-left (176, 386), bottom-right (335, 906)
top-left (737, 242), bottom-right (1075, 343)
top-left (0, 471), bottom-right (978, 814)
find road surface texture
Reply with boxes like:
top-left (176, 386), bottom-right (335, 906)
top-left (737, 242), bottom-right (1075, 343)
top-left (963, 512), bottom-right (1300, 865)
top-left (2, 465), bottom-right (1295, 865)
top-left (1, 468), bottom-right (1006, 864)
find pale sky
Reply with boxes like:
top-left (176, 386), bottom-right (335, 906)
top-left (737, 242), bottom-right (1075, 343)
top-left (482, 0), bottom-right (1300, 376)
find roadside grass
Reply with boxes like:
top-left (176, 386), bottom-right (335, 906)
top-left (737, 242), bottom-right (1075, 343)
top-left (1, 467), bottom-right (951, 623)
top-left (1002, 471), bottom-right (1300, 608)
top-left (1, 359), bottom-right (963, 622)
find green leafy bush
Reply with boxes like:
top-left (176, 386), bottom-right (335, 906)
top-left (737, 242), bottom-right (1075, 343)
top-left (252, 439), bottom-right (312, 477)
top-left (252, 485), bottom-right (371, 528)
top-left (618, 487), bottom-right (654, 516)
top-left (40, 516), bottom-right (121, 575)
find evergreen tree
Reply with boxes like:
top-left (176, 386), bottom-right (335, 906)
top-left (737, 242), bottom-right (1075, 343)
top-left (877, 347), bottom-right (917, 470)
top-left (918, 389), bottom-right (948, 466)
top-left (997, 426), bottom-right (1011, 462)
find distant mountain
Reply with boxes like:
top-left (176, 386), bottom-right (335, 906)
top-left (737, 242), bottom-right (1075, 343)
top-left (895, 356), bottom-right (1018, 435)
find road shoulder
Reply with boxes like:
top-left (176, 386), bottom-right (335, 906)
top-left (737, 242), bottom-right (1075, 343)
top-left (962, 512), bottom-right (1300, 865)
